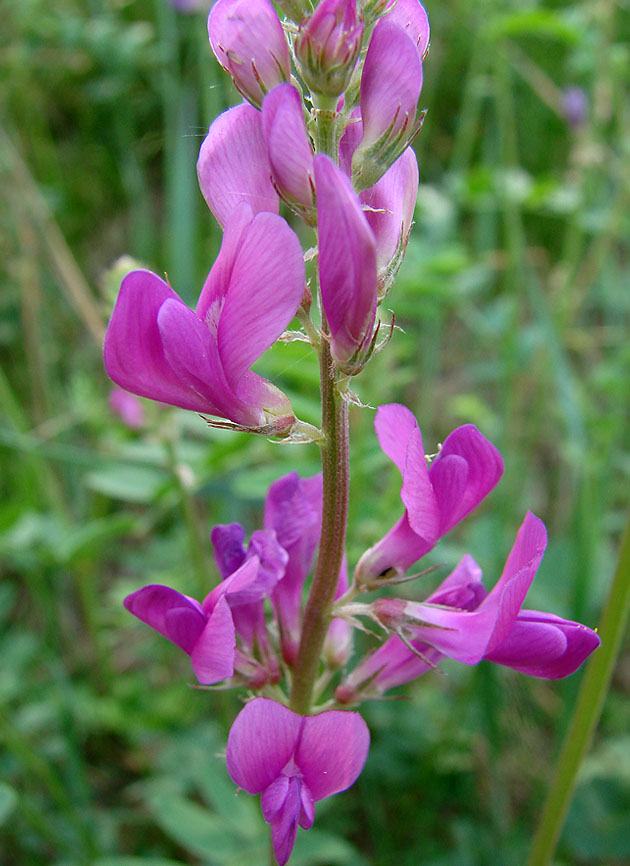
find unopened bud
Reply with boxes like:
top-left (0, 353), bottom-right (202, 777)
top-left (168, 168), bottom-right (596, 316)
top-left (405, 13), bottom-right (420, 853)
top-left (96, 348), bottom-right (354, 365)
top-left (295, 0), bottom-right (363, 97)
top-left (208, 0), bottom-right (290, 109)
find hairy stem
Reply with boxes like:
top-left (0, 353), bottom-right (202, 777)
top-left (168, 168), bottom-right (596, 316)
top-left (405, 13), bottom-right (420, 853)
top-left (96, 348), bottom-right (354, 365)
top-left (290, 335), bottom-right (349, 715)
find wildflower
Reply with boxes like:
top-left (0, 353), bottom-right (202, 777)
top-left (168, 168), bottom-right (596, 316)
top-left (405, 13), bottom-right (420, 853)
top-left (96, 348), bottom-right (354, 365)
top-left (108, 386), bottom-right (145, 429)
top-left (262, 84), bottom-right (316, 215)
top-left (340, 116), bottom-right (418, 297)
top-left (355, 403), bottom-right (503, 584)
top-left (208, 0), bottom-right (290, 108)
top-left (295, 0), bottom-right (363, 97)
top-left (197, 102), bottom-right (279, 227)
top-left (562, 86), bottom-right (588, 130)
top-left (337, 516), bottom-right (601, 702)
top-left (264, 472), bottom-right (323, 665)
top-left (226, 697), bottom-right (369, 865)
top-left (104, 203), bottom-right (304, 433)
top-left (314, 154), bottom-right (378, 373)
top-left (352, 20), bottom-right (424, 190)
top-left (383, 0), bottom-right (430, 60)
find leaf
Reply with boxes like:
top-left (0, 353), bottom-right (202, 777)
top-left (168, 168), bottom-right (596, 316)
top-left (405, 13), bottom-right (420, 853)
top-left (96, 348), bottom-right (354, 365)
top-left (0, 782), bottom-right (17, 826)
top-left (93, 860), bottom-right (187, 866)
top-left (86, 464), bottom-right (169, 503)
top-left (144, 790), bottom-right (243, 863)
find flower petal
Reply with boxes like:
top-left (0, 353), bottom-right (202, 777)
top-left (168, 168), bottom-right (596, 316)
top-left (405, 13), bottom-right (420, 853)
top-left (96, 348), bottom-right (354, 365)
top-left (157, 297), bottom-right (257, 425)
top-left (429, 424), bottom-right (504, 535)
top-left (124, 584), bottom-right (206, 653)
top-left (315, 154), bottom-right (377, 366)
top-left (485, 610), bottom-right (601, 678)
top-left (405, 513), bottom-right (547, 663)
top-left (384, 0), bottom-right (430, 58)
top-left (375, 403), bottom-right (439, 540)
top-left (216, 211), bottom-right (305, 387)
top-left (361, 146), bottom-right (418, 279)
top-left (358, 20), bottom-right (422, 149)
top-left (189, 594), bottom-right (236, 684)
top-left (208, 0), bottom-right (290, 107)
top-left (262, 84), bottom-right (314, 208)
top-left (226, 697), bottom-right (302, 793)
top-left (296, 710), bottom-right (370, 801)
top-left (211, 522), bottom-right (247, 580)
top-left (104, 270), bottom-right (217, 413)
top-left (197, 102), bottom-right (279, 227)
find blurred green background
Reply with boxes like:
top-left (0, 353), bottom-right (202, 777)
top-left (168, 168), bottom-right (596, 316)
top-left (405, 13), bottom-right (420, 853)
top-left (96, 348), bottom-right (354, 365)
top-left (1, 0), bottom-right (629, 864)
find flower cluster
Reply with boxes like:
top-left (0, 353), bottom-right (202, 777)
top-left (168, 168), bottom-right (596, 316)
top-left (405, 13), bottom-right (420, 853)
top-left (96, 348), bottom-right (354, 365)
top-left (106, 2), bottom-right (600, 863)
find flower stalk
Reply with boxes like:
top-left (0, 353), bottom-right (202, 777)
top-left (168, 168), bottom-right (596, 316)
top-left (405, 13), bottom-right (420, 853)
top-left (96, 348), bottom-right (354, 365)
top-left (290, 323), bottom-right (349, 715)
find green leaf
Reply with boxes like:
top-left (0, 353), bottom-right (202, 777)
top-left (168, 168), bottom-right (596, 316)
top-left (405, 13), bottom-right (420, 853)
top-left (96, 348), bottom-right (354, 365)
top-left (0, 782), bottom-right (17, 826)
top-left (144, 790), bottom-right (243, 863)
top-left (93, 860), bottom-right (188, 866)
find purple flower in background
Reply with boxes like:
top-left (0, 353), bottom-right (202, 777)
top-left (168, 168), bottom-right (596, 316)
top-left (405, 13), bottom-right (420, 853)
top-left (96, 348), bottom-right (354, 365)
top-left (197, 102), bottom-right (279, 227)
top-left (562, 86), bottom-right (588, 129)
top-left (262, 85), bottom-right (316, 214)
top-left (356, 403), bottom-right (503, 583)
top-left (383, 0), bottom-right (430, 59)
top-left (108, 386), bottom-right (145, 429)
top-left (104, 203), bottom-right (304, 433)
top-left (170, 0), bottom-right (207, 12)
top-left (337, 515), bottom-right (600, 701)
top-left (295, 0), bottom-right (363, 97)
top-left (226, 698), bottom-right (370, 865)
top-left (208, 0), bottom-right (290, 108)
top-left (352, 19), bottom-right (423, 189)
top-left (314, 154), bottom-right (378, 373)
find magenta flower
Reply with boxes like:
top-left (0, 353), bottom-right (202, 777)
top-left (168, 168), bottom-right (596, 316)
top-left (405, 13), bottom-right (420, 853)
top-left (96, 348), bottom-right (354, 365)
top-left (104, 204), bottom-right (305, 433)
top-left (323, 556), bottom-right (353, 669)
top-left (108, 386), bottom-right (145, 429)
top-left (262, 85), bottom-right (315, 214)
top-left (197, 102), bottom-right (279, 227)
top-left (356, 403), bottom-right (504, 583)
top-left (383, 0), bottom-right (430, 60)
top-left (314, 154), bottom-right (378, 373)
top-left (295, 0), bottom-right (363, 97)
top-left (352, 20), bottom-right (423, 189)
top-left (337, 516), bottom-right (600, 702)
top-left (264, 472), bottom-right (323, 665)
top-left (208, 0), bottom-right (290, 108)
top-left (226, 698), bottom-right (370, 865)
top-left (339, 116), bottom-right (418, 296)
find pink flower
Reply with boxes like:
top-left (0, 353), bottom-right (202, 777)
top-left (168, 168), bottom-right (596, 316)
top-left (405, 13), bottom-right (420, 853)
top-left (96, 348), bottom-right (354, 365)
top-left (263, 472), bottom-right (322, 665)
top-left (208, 0), bottom-right (290, 108)
top-left (336, 515), bottom-right (600, 701)
top-left (104, 204), bottom-right (304, 433)
top-left (356, 403), bottom-right (504, 583)
top-left (314, 154), bottom-right (378, 373)
top-left (383, 0), bottom-right (430, 60)
top-left (352, 19), bottom-right (423, 189)
top-left (227, 698), bottom-right (369, 865)
top-left (197, 102), bottom-right (279, 227)
top-left (340, 115), bottom-right (418, 296)
top-left (108, 386), bottom-right (145, 429)
top-left (295, 0), bottom-right (363, 97)
top-left (262, 84), bottom-right (316, 214)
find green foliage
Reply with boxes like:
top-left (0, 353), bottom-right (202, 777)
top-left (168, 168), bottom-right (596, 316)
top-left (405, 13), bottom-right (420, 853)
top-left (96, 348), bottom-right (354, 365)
top-left (1, 0), bottom-right (629, 864)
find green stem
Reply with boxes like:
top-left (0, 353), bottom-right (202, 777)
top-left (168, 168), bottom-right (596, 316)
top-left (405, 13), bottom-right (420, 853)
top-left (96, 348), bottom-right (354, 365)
top-left (527, 513), bottom-right (630, 866)
top-left (289, 337), bottom-right (349, 715)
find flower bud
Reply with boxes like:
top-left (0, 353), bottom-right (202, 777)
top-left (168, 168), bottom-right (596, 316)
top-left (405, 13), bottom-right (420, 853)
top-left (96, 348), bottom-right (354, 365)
top-left (262, 84), bottom-right (316, 218)
top-left (295, 0), bottom-right (363, 97)
top-left (208, 0), bottom-right (290, 109)
top-left (351, 19), bottom-right (424, 190)
top-left (383, 0), bottom-right (430, 60)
